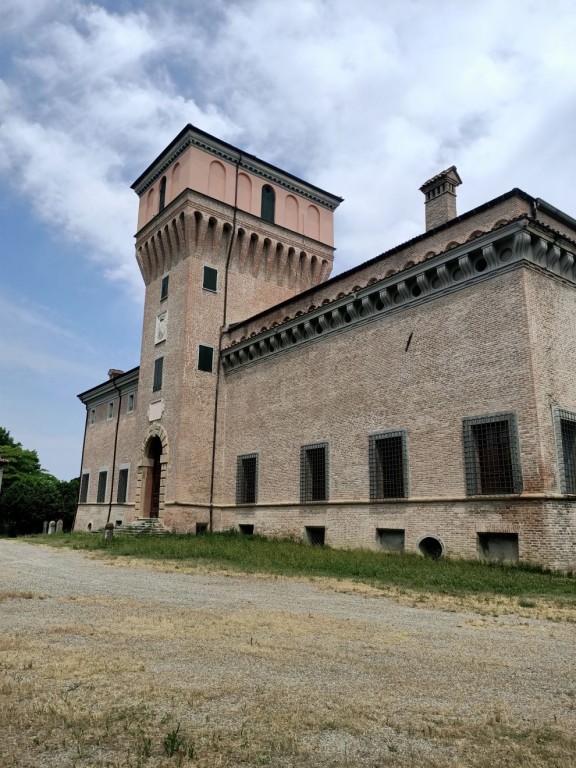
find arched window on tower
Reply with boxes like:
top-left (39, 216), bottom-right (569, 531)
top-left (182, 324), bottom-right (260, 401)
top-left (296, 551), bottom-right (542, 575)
top-left (261, 184), bottom-right (275, 223)
top-left (158, 176), bottom-right (167, 213)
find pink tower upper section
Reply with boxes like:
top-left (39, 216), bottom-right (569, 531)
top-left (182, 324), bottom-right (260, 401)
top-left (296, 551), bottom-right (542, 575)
top-left (131, 125), bottom-right (342, 245)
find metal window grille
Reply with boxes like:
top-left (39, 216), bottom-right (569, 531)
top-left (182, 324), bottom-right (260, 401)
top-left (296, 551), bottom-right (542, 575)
top-left (116, 468), bottom-right (129, 503)
top-left (96, 471), bottom-right (108, 503)
top-left (236, 454), bottom-right (258, 504)
top-left (79, 473), bottom-right (90, 503)
top-left (463, 413), bottom-right (522, 495)
top-left (553, 407), bottom-right (576, 493)
top-left (300, 443), bottom-right (329, 502)
top-left (369, 431), bottom-right (408, 499)
top-left (203, 266), bottom-right (218, 292)
top-left (160, 274), bottom-right (169, 300)
top-left (198, 345), bottom-right (214, 372)
top-left (152, 357), bottom-right (164, 392)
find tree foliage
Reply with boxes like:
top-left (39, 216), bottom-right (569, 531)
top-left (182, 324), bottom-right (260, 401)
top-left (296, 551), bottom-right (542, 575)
top-left (0, 428), bottom-right (79, 535)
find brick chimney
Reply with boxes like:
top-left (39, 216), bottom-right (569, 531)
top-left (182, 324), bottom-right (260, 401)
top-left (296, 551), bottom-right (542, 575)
top-left (420, 166), bottom-right (462, 231)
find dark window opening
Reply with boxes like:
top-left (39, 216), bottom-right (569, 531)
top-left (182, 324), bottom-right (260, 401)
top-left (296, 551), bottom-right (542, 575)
top-left (236, 454), bottom-right (258, 504)
top-left (117, 468), bottom-right (129, 503)
top-left (300, 443), bottom-right (328, 502)
top-left (96, 471), bottom-right (107, 504)
top-left (158, 176), bottom-right (166, 212)
top-left (196, 522), bottom-right (208, 535)
top-left (239, 524), bottom-right (255, 536)
top-left (261, 184), bottom-right (275, 223)
top-left (198, 345), bottom-right (214, 373)
top-left (115, 520), bottom-right (123, 527)
top-left (463, 414), bottom-right (521, 495)
top-left (160, 275), bottom-right (169, 300)
top-left (477, 532), bottom-right (519, 563)
top-left (79, 473), bottom-right (90, 503)
top-left (153, 357), bottom-right (164, 392)
top-left (203, 266), bottom-right (218, 292)
top-left (305, 526), bottom-right (325, 546)
top-left (376, 528), bottom-right (405, 553)
top-left (369, 431), bottom-right (407, 499)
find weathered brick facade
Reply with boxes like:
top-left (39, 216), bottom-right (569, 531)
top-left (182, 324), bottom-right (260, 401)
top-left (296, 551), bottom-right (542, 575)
top-left (75, 125), bottom-right (576, 570)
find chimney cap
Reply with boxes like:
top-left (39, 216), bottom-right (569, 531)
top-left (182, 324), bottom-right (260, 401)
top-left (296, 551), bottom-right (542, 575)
top-left (420, 166), bottom-right (462, 194)
top-left (108, 368), bottom-right (125, 379)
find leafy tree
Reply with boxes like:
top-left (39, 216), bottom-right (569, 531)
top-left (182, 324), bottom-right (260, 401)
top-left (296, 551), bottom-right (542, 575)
top-left (0, 427), bottom-right (79, 535)
top-left (1, 474), bottom-right (63, 535)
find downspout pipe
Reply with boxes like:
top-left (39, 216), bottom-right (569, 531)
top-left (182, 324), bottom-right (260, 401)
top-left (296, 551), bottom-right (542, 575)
top-left (208, 152), bottom-right (242, 532)
top-left (106, 377), bottom-right (123, 524)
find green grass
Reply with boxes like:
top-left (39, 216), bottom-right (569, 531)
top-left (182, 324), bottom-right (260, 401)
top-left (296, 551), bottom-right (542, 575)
top-left (33, 530), bottom-right (576, 602)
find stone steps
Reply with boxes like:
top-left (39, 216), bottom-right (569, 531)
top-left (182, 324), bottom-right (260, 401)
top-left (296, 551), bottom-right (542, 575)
top-left (117, 518), bottom-right (171, 536)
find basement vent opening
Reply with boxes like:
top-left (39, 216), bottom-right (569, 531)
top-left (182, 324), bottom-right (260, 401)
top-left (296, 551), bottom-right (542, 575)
top-left (305, 526), bottom-right (325, 546)
top-left (477, 532), bottom-right (519, 563)
top-left (418, 536), bottom-right (444, 559)
top-left (376, 528), bottom-right (405, 553)
top-left (196, 523), bottom-right (208, 535)
top-left (239, 524), bottom-right (255, 536)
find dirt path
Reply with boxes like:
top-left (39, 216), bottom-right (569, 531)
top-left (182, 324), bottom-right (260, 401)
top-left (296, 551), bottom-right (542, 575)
top-left (1, 540), bottom-right (575, 767)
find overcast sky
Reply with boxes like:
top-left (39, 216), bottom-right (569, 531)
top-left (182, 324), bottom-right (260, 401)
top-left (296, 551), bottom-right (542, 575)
top-left (1, 0), bottom-right (576, 480)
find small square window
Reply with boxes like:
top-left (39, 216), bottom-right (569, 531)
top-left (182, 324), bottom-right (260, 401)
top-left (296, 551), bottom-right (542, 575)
top-left (153, 357), bottom-right (164, 392)
top-left (239, 524), bottom-right (255, 536)
top-left (369, 430), bottom-right (408, 499)
top-left (107, 402), bottom-right (114, 420)
top-left (305, 526), bottom-right (325, 546)
top-left (96, 470), bottom-right (108, 503)
top-left (127, 393), bottom-right (135, 413)
top-left (203, 266), bottom-right (218, 292)
top-left (89, 409), bottom-right (96, 426)
top-left (553, 407), bottom-right (576, 494)
top-left (477, 532), bottom-right (519, 563)
top-left (196, 522), bottom-right (208, 535)
top-left (376, 528), bottom-right (405, 553)
top-left (236, 454), bottom-right (258, 504)
top-left (79, 472), bottom-right (90, 503)
top-left (463, 413), bottom-right (522, 495)
top-left (198, 345), bottom-right (214, 373)
top-left (300, 443), bottom-right (329, 502)
top-left (160, 275), bottom-right (169, 300)
top-left (117, 467), bottom-right (129, 503)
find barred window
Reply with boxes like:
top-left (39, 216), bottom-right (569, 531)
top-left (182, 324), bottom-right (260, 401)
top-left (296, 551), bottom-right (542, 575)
top-left (300, 443), bottom-right (329, 502)
top-left (463, 413), bottom-right (522, 495)
top-left (96, 470), bottom-right (108, 503)
top-left (553, 407), bottom-right (576, 493)
top-left (79, 472), bottom-right (90, 503)
top-left (117, 467), bottom-right (129, 503)
top-left (153, 357), bottom-right (164, 392)
top-left (236, 454), bottom-right (258, 504)
top-left (369, 430), bottom-right (408, 499)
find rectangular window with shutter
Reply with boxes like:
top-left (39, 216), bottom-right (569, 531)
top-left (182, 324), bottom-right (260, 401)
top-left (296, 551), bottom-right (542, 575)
top-left (203, 266), bottom-right (218, 292)
top-left (160, 274), bottom-right (169, 300)
top-left (153, 357), bottom-right (164, 392)
top-left (198, 345), bottom-right (214, 372)
top-left (79, 472), bottom-right (90, 503)
top-left (96, 470), bottom-right (108, 503)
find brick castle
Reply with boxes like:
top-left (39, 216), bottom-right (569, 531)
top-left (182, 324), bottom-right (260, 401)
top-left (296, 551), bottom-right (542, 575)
top-left (75, 125), bottom-right (576, 570)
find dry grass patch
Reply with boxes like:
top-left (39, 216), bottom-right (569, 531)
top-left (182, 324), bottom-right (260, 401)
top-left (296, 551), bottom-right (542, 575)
top-left (1, 587), bottom-right (575, 767)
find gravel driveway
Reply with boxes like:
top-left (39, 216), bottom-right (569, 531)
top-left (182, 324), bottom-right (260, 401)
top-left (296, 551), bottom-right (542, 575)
top-left (1, 539), bottom-right (575, 767)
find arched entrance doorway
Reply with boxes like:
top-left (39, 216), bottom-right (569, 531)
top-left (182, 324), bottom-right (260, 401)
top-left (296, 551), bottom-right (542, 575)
top-left (142, 435), bottom-right (163, 518)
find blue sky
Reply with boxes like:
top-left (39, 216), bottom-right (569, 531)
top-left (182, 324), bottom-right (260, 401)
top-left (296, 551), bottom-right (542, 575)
top-left (1, 0), bottom-right (576, 480)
